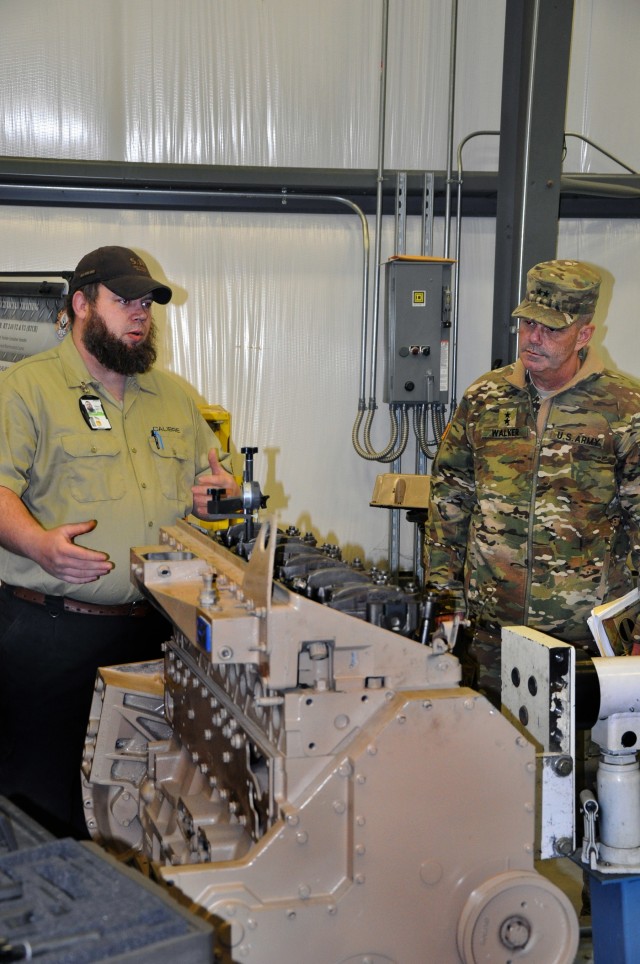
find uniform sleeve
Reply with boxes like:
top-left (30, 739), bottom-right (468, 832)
top-left (0, 374), bottom-right (36, 497)
top-left (424, 395), bottom-right (477, 612)
top-left (616, 409), bottom-right (640, 576)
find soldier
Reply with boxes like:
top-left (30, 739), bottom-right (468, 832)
top-left (424, 259), bottom-right (640, 707)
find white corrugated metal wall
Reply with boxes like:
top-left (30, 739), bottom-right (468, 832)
top-left (0, 0), bottom-right (638, 567)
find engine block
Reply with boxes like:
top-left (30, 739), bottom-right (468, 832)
top-left (82, 519), bottom-right (578, 963)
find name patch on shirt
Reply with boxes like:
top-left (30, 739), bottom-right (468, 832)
top-left (554, 430), bottom-right (604, 448)
top-left (485, 426), bottom-right (529, 439)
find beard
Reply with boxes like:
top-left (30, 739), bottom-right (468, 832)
top-left (82, 306), bottom-right (158, 375)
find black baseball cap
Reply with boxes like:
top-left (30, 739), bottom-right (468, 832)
top-left (69, 246), bottom-right (172, 304)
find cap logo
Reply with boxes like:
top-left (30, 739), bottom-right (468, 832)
top-left (129, 256), bottom-right (148, 275)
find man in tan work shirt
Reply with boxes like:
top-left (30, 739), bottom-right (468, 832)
top-left (0, 245), bottom-right (239, 837)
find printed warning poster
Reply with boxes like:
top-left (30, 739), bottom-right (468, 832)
top-left (0, 295), bottom-right (64, 370)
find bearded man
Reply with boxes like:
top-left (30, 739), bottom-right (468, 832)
top-left (0, 246), bottom-right (239, 836)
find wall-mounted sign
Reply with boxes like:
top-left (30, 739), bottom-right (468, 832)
top-left (0, 276), bottom-right (69, 371)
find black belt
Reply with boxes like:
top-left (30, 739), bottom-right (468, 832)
top-left (1, 582), bottom-right (150, 618)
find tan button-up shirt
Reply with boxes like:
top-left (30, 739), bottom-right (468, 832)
top-left (0, 332), bottom-right (217, 603)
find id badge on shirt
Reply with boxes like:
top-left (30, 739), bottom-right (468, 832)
top-left (79, 394), bottom-right (112, 430)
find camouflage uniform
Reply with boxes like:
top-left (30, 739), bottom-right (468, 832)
top-left (424, 347), bottom-right (640, 705)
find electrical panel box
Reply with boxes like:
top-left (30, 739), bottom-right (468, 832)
top-left (384, 257), bottom-right (453, 404)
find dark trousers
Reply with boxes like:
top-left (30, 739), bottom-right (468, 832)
top-left (0, 589), bottom-right (171, 839)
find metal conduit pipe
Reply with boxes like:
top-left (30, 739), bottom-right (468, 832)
top-left (355, 0), bottom-right (459, 462)
top-left (354, 406), bottom-right (412, 465)
top-left (366, 0), bottom-right (390, 414)
top-left (351, 0), bottom-right (392, 469)
top-left (430, 0), bottom-right (459, 429)
top-left (451, 130), bottom-right (500, 411)
top-left (352, 0), bottom-right (407, 462)
top-left (564, 132), bottom-right (639, 175)
top-left (354, 0), bottom-right (461, 580)
top-left (443, 0), bottom-right (459, 262)
top-left (377, 406), bottom-right (411, 463)
top-left (416, 404), bottom-right (446, 459)
top-left (3, 186), bottom-right (371, 368)
top-left (353, 405), bottom-right (401, 462)
top-left (413, 406), bottom-right (438, 460)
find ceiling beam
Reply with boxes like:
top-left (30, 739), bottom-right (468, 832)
top-left (0, 158), bottom-right (638, 218)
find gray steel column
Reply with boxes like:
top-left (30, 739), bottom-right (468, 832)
top-left (492, 0), bottom-right (575, 368)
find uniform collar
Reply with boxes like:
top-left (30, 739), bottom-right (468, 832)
top-left (504, 346), bottom-right (604, 394)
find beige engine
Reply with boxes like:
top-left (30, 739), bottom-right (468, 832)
top-left (82, 519), bottom-right (578, 963)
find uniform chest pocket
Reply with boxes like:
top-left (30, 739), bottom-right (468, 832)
top-left (148, 434), bottom-right (192, 503)
top-left (472, 431), bottom-right (534, 496)
top-left (60, 434), bottom-right (126, 503)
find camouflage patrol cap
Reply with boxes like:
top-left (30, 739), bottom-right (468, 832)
top-left (511, 259), bottom-right (601, 330)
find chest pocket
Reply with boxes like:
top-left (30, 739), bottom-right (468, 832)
top-left (60, 434), bottom-right (126, 503)
top-left (148, 434), bottom-right (192, 503)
